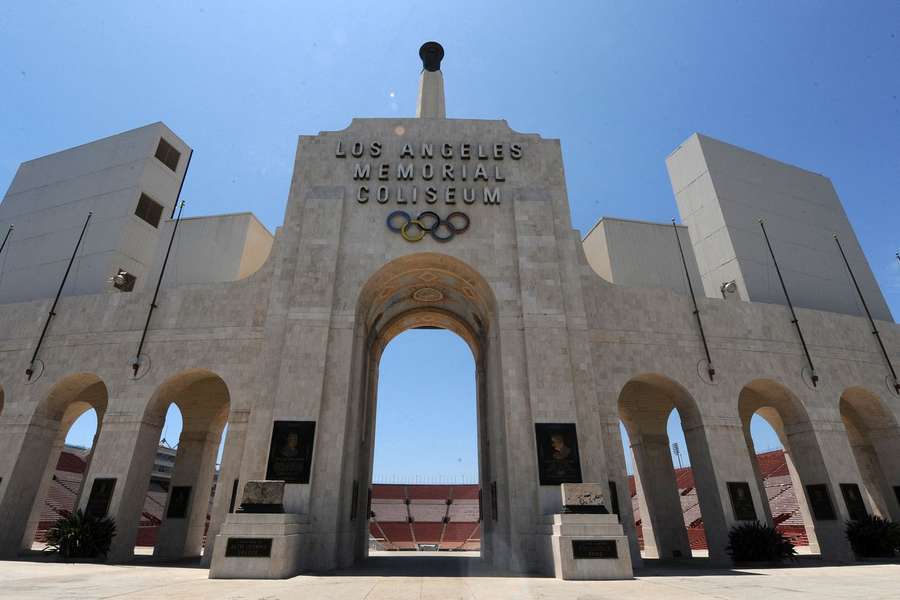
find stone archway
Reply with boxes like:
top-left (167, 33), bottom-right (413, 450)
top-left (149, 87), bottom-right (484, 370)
top-left (839, 386), bottom-right (900, 521)
top-left (738, 379), bottom-right (847, 559)
top-left (17, 373), bottom-right (108, 551)
top-left (343, 252), bottom-right (508, 569)
top-left (617, 373), bottom-right (727, 561)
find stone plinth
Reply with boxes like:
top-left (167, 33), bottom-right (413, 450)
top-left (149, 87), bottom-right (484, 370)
top-left (547, 513), bottom-right (632, 580)
top-left (208, 513), bottom-right (307, 579)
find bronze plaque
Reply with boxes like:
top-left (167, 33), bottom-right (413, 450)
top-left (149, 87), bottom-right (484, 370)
top-left (894, 486), bottom-right (900, 508)
top-left (85, 478), bottom-right (116, 518)
top-left (727, 481), bottom-right (757, 521)
top-left (839, 483), bottom-right (868, 521)
top-left (572, 539), bottom-right (618, 559)
top-left (265, 420), bottom-right (315, 483)
top-left (535, 423), bottom-right (583, 486)
top-left (806, 484), bottom-right (836, 520)
top-left (490, 481), bottom-right (499, 521)
top-left (608, 480), bottom-right (621, 522)
top-left (225, 537), bottom-right (273, 558)
top-left (166, 485), bottom-right (192, 519)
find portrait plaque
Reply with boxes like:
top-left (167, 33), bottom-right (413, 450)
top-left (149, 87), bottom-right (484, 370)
top-left (228, 479), bottom-right (239, 513)
top-left (572, 539), bottom-right (618, 559)
top-left (534, 423), bottom-right (582, 485)
top-left (490, 481), bottom-right (499, 521)
top-left (166, 485), bottom-right (192, 519)
top-left (85, 478), bottom-right (116, 519)
top-left (265, 420), bottom-right (315, 484)
top-left (727, 481), bottom-right (757, 521)
top-left (608, 480), bottom-right (621, 521)
top-left (350, 480), bottom-right (359, 521)
top-left (839, 483), bottom-right (868, 522)
top-left (225, 537), bottom-right (272, 558)
top-left (805, 484), bottom-right (837, 520)
top-left (894, 486), bottom-right (900, 508)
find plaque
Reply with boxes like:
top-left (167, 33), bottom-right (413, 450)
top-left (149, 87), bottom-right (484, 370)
top-left (727, 481), bottom-right (757, 521)
top-left (894, 485), bottom-right (900, 508)
top-left (572, 539), bottom-right (618, 559)
top-left (350, 480), bottom-right (359, 520)
top-left (265, 420), bottom-right (315, 484)
top-left (166, 485), bottom-right (192, 519)
top-left (228, 479), bottom-right (239, 513)
top-left (534, 423), bottom-right (583, 486)
top-left (490, 480), bottom-right (498, 521)
top-left (839, 483), bottom-right (868, 521)
top-left (608, 480), bottom-right (621, 522)
top-left (225, 537), bottom-right (273, 558)
top-left (806, 484), bottom-right (836, 520)
top-left (85, 478), bottom-right (116, 518)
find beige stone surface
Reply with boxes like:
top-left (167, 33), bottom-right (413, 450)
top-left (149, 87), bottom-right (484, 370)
top-left (1, 558), bottom-right (899, 599)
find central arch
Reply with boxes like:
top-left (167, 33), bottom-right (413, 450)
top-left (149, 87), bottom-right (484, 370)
top-left (344, 253), bottom-right (507, 568)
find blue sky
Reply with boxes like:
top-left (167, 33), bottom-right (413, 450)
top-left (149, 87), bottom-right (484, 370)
top-left (2, 2), bottom-right (897, 475)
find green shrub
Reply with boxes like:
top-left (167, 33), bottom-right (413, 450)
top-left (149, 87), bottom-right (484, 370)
top-left (845, 515), bottom-right (900, 558)
top-left (44, 509), bottom-right (116, 560)
top-left (726, 521), bottom-right (796, 563)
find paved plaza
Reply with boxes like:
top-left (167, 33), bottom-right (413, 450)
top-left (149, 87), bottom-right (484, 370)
top-left (1, 556), bottom-right (897, 599)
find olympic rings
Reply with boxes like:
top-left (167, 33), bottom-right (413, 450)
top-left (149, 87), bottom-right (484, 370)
top-left (386, 210), bottom-right (470, 243)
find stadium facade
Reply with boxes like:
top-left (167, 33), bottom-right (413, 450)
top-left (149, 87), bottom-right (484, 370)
top-left (0, 43), bottom-right (898, 579)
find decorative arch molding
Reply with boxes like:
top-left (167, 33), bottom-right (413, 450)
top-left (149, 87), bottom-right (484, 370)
top-left (141, 368), bottom-right (231, 433)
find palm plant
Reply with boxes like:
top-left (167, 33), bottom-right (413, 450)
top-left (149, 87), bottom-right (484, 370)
top-left (44, 509), bottom-right (116, 560)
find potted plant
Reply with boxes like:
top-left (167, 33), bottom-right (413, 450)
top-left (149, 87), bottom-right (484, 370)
top-left (845, 515), bottom-right (900, 559)
top-left (44, 509), bottom-right (117, 561)
top-left (726, 521), bottom-right (796, 565)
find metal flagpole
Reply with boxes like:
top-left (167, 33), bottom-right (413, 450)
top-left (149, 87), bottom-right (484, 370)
top-left (0, 224), bottom-right (13, 256)
top-left (133, 200), bottom-right (185, 376)
top-left (671, 219), bottom-right (715, 381)
top-left (759, 219), bottom-right (818, 386)
top-left (26, 213), bottom-right (92, 380)
top-left (834, 235), bottom-right (899, 394)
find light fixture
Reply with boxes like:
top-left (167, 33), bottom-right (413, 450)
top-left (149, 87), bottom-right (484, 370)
top-left (720, 280), bottom-right (738, 298)
top-left (108, 268), bottom-right (136, 292)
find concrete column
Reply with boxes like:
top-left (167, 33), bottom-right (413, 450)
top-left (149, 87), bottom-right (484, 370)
top-left (862, 428), bottom-right (900, 521)
top-left (416, 70), bottom-right (446, 118)
top-left (202, 410), bottom-right (249, 567)
top-left (783, 425), bottom-right (853, 560)
top-left (154, 429), bottom-right (221, 559)
top-left (0, 417), bottom-right (58, 558)
top-left (78, 413), bottom-right (163, 562)
top-left (601, 418), bottom-right (642, 567)
top-left (20, 427), bottom-right (68, 550)
top-left (629, 432), bottom-right (691, 559)
top-left (742, 426), bottom-right (775, 525)
top-left (687, 421), bottom-right (769, 564)
top-left (782, 449), bottom-right (820, 553)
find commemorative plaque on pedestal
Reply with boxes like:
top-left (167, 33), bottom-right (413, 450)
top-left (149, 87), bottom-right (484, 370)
top-left (548, 483), bottom-right (633, 580)
top-left (208, 480), bottom-right (307, 579)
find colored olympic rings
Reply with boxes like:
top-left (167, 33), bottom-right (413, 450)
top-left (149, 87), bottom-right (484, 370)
top-left (386, 211), bottom-right (470, 243)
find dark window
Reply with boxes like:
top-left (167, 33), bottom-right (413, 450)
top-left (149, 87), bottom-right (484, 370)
top-left (154, 138), bottom-right (181, 172)
top-left (135, 193), bottom-right (164, 228)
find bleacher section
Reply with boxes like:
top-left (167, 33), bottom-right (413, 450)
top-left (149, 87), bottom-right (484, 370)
top-left (629, 449), bottom-right (808, 551)
top-left (369, 484), bottom-right (481, 551)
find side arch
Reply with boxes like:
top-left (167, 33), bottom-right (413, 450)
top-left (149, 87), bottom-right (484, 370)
top-left (618, 373), bottom-right (727, 561)
top-left (839, 386), bottom-right (900, 520)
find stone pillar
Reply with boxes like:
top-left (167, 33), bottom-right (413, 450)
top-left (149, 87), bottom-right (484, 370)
top-left (154, 428), bottom-right (221, 559)
top-left (629, 432), bottom-right (691, 559)
top-left (862, 426), bottom-right (900, 521)
top-left (20, 426), bottom-right (68, 550)
top-left (686, 421), bottom-right (769, 564)
top-left (782, 448), bottom-right (821, 553)
top-left (78, 413), bottom-right (163, 562)
top-left (0, 416), bottom-right (59, 558)
top-left (742, 425), bottom-right (775, 525)
top-left (783, 424), bottom-right (854, 561)
top-left (416, 42), bottom-right (445, 118)
top-left (202, 409), bottom-right (249, 567)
